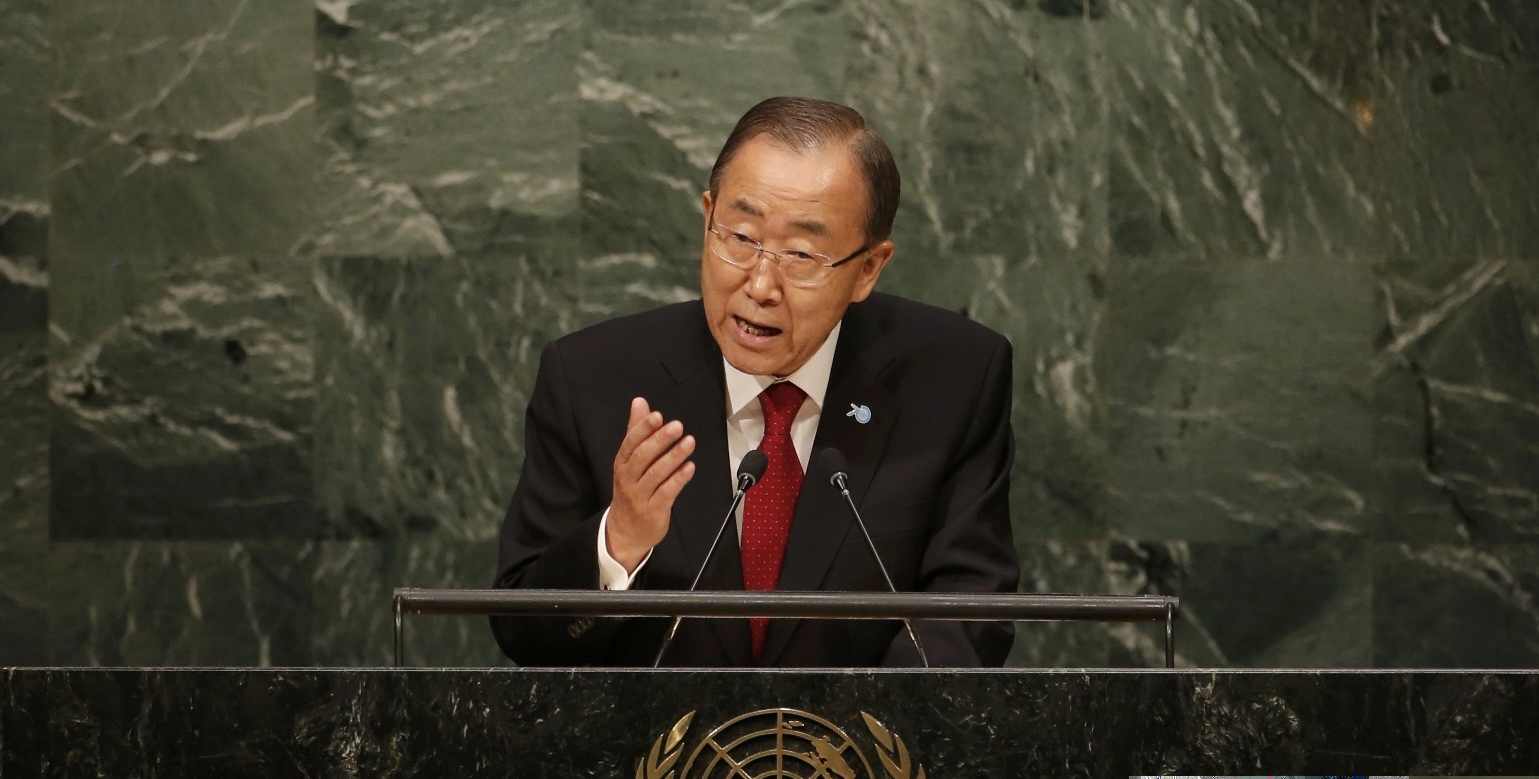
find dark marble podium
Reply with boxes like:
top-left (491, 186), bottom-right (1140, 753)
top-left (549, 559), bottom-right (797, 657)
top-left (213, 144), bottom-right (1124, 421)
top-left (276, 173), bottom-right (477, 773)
top-left (4, 668), bottom-right (1537, 777)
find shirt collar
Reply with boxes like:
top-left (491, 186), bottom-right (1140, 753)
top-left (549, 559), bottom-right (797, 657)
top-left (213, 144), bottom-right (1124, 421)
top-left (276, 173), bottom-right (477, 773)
top-left (723, 321), bottom-right (841, 417)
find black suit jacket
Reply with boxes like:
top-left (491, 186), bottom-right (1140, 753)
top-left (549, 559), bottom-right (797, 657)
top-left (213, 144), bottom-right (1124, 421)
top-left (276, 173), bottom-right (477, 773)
top-left (491, 293), bottom-right (1019, 667)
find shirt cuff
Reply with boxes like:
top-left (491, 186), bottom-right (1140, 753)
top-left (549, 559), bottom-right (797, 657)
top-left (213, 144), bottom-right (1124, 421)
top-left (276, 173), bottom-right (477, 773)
top-left (596, 506), bottom-right (650, 591)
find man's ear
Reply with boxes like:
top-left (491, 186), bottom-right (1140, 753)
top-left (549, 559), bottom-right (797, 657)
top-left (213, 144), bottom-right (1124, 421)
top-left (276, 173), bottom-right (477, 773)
top-left (701, 191), bottom-right (714, 229)
top-left (849, 239), bottom-right (895, 303)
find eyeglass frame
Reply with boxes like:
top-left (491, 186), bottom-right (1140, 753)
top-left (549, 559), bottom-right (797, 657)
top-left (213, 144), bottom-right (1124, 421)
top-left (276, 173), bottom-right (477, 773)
top-left (704, 205), bottom-right (873, 288)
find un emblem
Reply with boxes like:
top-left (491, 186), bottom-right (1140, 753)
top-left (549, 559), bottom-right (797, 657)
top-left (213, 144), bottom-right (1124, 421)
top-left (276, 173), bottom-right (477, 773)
top-left (636, 708), bottom-right (926, 779)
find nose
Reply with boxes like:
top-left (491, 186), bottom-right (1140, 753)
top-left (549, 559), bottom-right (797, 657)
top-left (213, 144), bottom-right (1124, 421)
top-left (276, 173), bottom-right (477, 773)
top-left (742, 254), bottom-right (784, 306)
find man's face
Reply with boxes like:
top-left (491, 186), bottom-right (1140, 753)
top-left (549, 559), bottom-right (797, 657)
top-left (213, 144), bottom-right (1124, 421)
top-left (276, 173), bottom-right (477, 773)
top-left (700, 135), bottom-right (894, 377)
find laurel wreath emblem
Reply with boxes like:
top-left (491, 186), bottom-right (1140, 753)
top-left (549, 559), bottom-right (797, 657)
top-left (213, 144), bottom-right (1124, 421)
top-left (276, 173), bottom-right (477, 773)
top-left (636, 709), bottom-right (925, 779)
top-left (860, 712), bottom-right (926, 779)
top-left (636, 711), bottom-right (694, 779)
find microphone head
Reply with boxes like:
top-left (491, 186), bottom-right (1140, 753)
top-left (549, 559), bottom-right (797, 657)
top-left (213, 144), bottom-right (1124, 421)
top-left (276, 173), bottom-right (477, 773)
top-left (737, 449), bottom-right (769, 488)
top-left (813, 448), bottom-right (850, 488)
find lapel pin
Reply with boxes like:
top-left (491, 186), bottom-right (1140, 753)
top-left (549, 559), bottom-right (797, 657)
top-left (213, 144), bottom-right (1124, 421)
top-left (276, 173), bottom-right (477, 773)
top-left (847, 403), bottom-right (872, 425)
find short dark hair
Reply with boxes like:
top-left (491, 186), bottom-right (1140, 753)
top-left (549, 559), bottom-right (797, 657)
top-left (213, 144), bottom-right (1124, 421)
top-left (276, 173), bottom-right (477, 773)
top-left (708, 96), bottom-right (901, 243)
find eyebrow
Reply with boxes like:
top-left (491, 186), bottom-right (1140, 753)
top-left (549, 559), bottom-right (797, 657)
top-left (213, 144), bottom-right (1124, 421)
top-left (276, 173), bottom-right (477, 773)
top-left (726, 198), bottom-right (830, 238)
top-left (788, 218), bottom-right (829, 237)
top-left (727, 198), bottom-right (764, 218)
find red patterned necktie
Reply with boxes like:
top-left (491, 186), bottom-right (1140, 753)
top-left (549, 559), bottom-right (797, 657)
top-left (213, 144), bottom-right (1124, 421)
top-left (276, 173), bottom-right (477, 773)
top-left (742, 381), bottom-right (808, 662)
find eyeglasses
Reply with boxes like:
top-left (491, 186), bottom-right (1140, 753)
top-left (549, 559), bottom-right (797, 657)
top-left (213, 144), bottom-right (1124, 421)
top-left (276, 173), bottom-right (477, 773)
top-left (706, 218), bottom-right (871, 289)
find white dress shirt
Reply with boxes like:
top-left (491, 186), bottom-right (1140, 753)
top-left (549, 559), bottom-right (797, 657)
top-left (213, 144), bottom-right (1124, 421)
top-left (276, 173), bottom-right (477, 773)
top-left (596, 322), bottom-right (842, 590)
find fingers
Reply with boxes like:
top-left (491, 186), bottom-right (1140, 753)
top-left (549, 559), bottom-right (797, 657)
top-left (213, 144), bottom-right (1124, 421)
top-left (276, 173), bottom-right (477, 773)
top-left (627, 396), bottom-right (648, 429)
top-left (607, 397), bottom-right (694, 555)
top-left (640, 434), bottom-right (695, 495)
top-left (629, 419), bottom-right (684, 473)
top-left (653, 458), bottom-right (696, 504)
top-left (615, 399), bottom-right (661, 464)
top-left (613, 397), bottom-right (694, 503)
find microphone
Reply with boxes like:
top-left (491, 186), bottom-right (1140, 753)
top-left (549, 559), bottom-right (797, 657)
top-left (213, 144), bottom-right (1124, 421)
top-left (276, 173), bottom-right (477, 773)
top-left (652, 450), bottom-right (769, 667)
top-left (815, 448), bottom-right (930, 668)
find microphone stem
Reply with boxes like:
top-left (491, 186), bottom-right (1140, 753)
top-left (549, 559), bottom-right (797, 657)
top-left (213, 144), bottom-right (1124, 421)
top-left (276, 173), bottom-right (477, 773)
top-left (836, 484), bottom-right (931, 669)
top-left (689, 485), bottom-right (748, 592)
top-left (653, 480), bottom-right (750, 668)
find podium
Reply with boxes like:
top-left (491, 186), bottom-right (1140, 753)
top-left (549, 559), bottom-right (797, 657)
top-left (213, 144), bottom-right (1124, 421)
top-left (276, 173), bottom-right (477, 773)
top-left (5, 591), bottom-right (1538, 775)
top-left (4, 667), bottom-right (1537, 775)
top-left (3, 594), bottom-right (1539, 775)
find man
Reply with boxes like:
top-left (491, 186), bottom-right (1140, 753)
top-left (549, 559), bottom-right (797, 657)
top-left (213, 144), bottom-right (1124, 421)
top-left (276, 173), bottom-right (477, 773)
top-left (492, 96), bottom-right (1018, 667)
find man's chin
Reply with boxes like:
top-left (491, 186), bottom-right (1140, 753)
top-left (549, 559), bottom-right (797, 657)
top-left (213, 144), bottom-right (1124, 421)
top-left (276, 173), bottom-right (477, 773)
top-left (716, 340), bottom-right (798, 377)
top-left (722, 351), bottom-right (787, 378)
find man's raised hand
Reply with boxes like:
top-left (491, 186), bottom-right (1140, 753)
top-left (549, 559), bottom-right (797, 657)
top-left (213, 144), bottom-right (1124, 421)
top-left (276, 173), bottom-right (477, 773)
top-left (606, 397), bottom-right (696, 572)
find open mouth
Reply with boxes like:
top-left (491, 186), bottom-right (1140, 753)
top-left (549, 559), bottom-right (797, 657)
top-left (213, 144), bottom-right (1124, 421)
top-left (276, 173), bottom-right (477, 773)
top-left (733, 315), bottom-right (782, 338)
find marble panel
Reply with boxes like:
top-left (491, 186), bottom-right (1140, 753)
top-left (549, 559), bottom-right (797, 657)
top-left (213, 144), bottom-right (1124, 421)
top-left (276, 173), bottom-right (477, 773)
top-left (573, 100), bottom-right (709, 326)
top-left (48, 0), bottom-right (318, 266)
top-left (0, 0), bottom-right (51, 539)
top-left (1373, 260), bottom-right (1539, 543)
top-left (1102, 539), bottom-right (1373, 669)
top-left (47, 0), bottom-right (320, 538)
top-left (576, 0), bottom-right (849, 325)
top-left (1359, 1), bottom-right (1539, 546)
top-left (311, 253), bottom-right (567, 539)
top-left (1175, 540), bottom-right (1372, 668)
top-left (301, 541), bottom-right (387, 665)
top-left (847, 1), bottom-right (1112, 540)
top-left (0, 260), bottom-right (45, 336)
top-left (1010, 537), bottom-right (1371, 671)
top-left (1006, 541), bottom-right (1115, 667)
top-left (44, 541), bottom-right (315, 667)
top-left (848, 1), bottom-right (1108, 295)
top-left (305, 0), bottom-right (582, 543)
top-left (1097, 0), bottom-right (1383, 265)
top-left (0, 331), bottom-right (49, 665)
top-left (1091, 0), bottom-right (1539, 550)
top-left (309, 0), bottom-right (581, 259)
top-left (0, 0), bottom-right (51, 666)
top-left (1361, 0), bottom-right (1539, 263)
top-left (48, 253), bottom-right (317, 538)
top-left (1098, 258), bottom-right (1381, 542)
top-left (1371, 367), bottom-right (1488, 547)
top-left (5, 669), bottom-right (1539, 775)
top-left (0, 0), bottom-right (50, 212)
top-left (306, 538), bottom-right (507, 667)
top-left (0, 0), bottom-right (50, 350)
top-left (1374, 542), bottom-right (1539, 668)
top-left (1102, 538), bottom-right (1189, 668)
top-left (583, 0), bottom-right (848, 158)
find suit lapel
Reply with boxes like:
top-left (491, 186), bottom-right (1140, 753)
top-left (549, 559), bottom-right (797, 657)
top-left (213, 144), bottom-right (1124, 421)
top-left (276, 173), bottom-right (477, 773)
top-left (761, 304), bottom-right (900, 665)
top-left (654, 313), bottom-right (752, 666)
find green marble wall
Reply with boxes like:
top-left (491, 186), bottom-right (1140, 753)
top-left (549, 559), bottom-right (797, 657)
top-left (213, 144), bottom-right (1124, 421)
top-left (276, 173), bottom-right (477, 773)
top-left (1, 0), bottom-right (1535, 668)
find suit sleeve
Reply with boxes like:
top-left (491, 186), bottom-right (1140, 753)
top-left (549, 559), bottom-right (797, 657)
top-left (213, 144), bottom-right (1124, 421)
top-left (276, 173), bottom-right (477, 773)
top-left (882, 334), bottom-right (1019, 667)
top-left (489, 340), bottom-right (626, 665)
